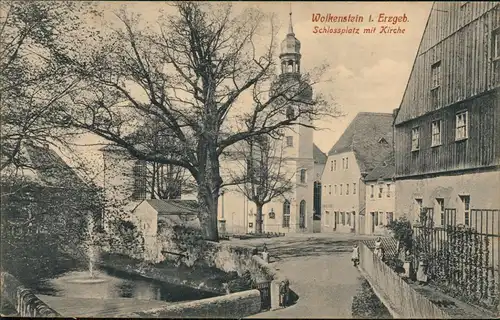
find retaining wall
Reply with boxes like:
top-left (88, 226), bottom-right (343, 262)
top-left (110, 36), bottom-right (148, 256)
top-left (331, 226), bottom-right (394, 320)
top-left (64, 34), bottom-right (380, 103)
top-left (358, 243), bottom-right (450, 319)
top-left (122, 289), bottom-right (261, 318)
top-left (0, 272), bottom-right (60, 317)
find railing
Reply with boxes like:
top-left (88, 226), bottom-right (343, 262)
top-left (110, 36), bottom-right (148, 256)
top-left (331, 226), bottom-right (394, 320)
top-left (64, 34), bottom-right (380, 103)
top-left (358, 243), bottom-right (450, 319)
top-left (413, 208), bottom-right (500, 310)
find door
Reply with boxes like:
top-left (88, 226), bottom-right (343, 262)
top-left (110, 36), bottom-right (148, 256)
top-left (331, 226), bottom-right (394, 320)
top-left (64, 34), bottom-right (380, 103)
top-left (370, 212), bottom-right (375, 234)
top-left (351, 211), bottom-right (356, 233)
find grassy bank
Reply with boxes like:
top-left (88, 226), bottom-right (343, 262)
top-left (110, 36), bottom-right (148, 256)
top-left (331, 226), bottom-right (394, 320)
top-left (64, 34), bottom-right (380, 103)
top-left (351, 277), bottom-right (392, 319)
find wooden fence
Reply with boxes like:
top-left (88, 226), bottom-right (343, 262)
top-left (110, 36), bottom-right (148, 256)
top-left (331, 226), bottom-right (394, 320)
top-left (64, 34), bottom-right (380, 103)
top-left (413, 207), bottom-right (500, 310)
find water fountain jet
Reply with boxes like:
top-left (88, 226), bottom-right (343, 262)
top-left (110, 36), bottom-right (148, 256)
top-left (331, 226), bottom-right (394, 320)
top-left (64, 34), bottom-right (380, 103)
top-left (63, 214), bottom-right (109, 284)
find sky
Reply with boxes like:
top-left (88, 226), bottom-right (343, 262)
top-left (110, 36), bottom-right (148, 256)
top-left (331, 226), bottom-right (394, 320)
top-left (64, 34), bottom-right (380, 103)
top-left (71, 1), bottom-right (433, 168)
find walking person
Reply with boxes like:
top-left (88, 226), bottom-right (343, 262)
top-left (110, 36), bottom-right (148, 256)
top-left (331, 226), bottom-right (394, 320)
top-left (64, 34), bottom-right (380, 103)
top-left (374, 237), bottom-right (383, 259)
top-left (351, 243), bottom-right (360, 267)
top-left (262, 243), bottom-right (269, 263)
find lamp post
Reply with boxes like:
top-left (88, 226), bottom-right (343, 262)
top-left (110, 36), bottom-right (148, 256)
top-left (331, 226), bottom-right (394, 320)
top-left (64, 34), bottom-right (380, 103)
top-left (218, 190), bottom-right (226, 235)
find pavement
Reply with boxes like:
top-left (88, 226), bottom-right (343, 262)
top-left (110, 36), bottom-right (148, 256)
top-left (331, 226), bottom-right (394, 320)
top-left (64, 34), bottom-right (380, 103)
top-left (234, 232), bottom-right (378, 319)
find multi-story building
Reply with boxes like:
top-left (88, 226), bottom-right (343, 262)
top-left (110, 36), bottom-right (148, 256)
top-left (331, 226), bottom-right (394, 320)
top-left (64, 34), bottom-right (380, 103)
top-left (394, 2), bottom-right (500, 226)
top-left (321, 112), bottom-right (394, 234)
top-left (364, 154), bottom-right (395, 235)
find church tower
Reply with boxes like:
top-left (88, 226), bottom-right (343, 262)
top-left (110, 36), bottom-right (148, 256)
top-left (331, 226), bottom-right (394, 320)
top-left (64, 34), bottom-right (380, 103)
top-left (264, 10), bottom-right (315, 233)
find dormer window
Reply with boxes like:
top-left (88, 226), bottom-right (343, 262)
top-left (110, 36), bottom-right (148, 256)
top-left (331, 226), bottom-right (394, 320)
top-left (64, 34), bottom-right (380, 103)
top-left (378, 137), bottom-right (388, 144)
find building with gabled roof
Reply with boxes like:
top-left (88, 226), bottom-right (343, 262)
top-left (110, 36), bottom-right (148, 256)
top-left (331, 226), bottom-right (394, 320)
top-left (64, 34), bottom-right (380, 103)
top-left (364, 153), bottom-right (396, 235)
top-left (321, 112), bottom-right (395, 234)
top-left (393, 2), bottom-right (500, 229)
top-left (1, 142), bottom-right (102, 235)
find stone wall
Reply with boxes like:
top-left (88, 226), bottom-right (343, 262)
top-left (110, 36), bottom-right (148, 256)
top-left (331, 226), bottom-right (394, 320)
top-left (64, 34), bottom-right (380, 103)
top-left (0, 272), bottom-right (60, 317)
top-left (122, 289), bottom-right (261, 318)
top-left (357, 244), bottom-right (450, 319)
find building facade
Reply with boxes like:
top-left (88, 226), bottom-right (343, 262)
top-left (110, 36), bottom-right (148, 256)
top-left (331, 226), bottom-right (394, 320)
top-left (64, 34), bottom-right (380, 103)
top-left (364, 156), bottom-right (395, 236)
top-left (321, 112), bottom-right (394, 234)
top-left (394, 2), bottom-right (500, 227)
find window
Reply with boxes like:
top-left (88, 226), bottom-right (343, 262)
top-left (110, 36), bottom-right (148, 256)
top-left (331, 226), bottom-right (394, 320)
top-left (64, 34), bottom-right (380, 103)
top-left (493, 28), bottom-right (500, 60)
top-left (387, 184), bottom-right (391, 198)
top-left (341, 212), bottom-right (345, 225)
top-left (282, 200), bottom-right (291, 227)
top-left (370, 185), bottom-right (374, 198)
top-left (335, 211), bottom-right (339, 225)
top-left (329, 185), bottom-right (332, 195)
top-left (353, 183), bottom-right (356, 195)
top-left (379, 212), bottom-right (384, 226)
top-left (346, 184), bottom-right (350, 195)
top-left (334, 185), bottom-right (337, 195)
top-left (342, 158), bottom-right (345, 169)
top-left (373, 212), bottom-right (378, 226)
top-left (346, 157), bottom-right (349, 169)
top-left (334, 160), bottom-right (337, 171)
top-left (456, 111), bottom-right (468, 141)
top-left (325, 211), bottom-right (330, 226)
top-left (460, 195), bottom-right (470, 226)
top-left (132, 160), bottom-right (147, 200)
top-left (378, 187), bottom-right (383, 198)
top-left (431, 120), bottom-right (442, 147)
top-left (286, 106), bottom-right (295, 119)
top-left (431, 61), bottom-right (441, 89)
top-left (347, 212), bottom-right (351, 226)
top-left (436, 198), bottom-right (445, 226)
top-left (411, 127), bottom-right (420, 151)
top-left (300, 169), bottom-right (306, 183)
top-left (386, 212), bottom-right (394, 225)
top-left (330, 160), bottom-right (333, 171)
top-left (340, 184), bottom-right (343, 195)
top-left (286, 136), bottom-right (293, 147)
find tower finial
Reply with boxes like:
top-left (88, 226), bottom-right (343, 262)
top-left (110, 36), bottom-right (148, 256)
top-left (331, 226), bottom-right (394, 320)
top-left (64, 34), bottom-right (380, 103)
top-left (288, 3), bottom-right (294, 35)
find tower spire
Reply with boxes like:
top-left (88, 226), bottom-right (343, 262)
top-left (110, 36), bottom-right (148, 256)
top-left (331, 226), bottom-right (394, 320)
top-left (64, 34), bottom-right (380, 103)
top-left (288, 3), bottom-right (294, 35)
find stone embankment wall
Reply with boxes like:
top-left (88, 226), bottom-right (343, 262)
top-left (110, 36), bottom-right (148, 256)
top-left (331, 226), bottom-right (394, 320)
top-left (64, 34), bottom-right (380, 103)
top-left (122, 289), bottom-right (261, 318)
top-left (357, 243), bottom-right (450, 319)
top-left (0, 272), bottom-right (60, 317)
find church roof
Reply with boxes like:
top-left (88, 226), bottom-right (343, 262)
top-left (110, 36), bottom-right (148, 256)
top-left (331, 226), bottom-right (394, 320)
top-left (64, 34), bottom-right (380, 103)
top-left (313, 144), bottom-right (327, 164)
top-left (146, 199), bottom-right (198, 215)
top-left (327, 112), bottom-right (394, 173)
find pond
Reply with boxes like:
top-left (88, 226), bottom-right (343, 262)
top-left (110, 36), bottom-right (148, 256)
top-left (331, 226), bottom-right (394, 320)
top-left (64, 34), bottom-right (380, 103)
top-left (33, 266), bottom-right (220, 302)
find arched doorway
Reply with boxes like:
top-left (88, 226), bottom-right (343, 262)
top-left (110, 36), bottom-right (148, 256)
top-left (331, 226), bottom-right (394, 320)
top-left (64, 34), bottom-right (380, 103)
top-left (282, 200), bottom-right (291, 229)
top-left (299, 200), bottom-right (306, 229)
top-left (313, 181), bottom-right (322, 233)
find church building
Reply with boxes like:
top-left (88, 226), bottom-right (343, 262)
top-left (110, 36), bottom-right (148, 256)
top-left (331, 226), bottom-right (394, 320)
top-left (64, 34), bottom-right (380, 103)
top-left (215, 11), bottom-right (326, 234)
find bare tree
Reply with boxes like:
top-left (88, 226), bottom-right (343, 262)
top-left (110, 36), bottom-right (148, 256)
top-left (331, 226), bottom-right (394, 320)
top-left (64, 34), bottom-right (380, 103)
top-left (57, 2), bottom-right (341, 241)
top-left (0, 1), bottom-right (96, 173)
top-left (227, 134), bottom-right (294, 234)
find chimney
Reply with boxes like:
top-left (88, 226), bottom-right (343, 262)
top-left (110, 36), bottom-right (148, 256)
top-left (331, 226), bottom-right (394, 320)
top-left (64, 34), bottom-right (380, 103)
top-left (392, 108), bottom-right (399, 120)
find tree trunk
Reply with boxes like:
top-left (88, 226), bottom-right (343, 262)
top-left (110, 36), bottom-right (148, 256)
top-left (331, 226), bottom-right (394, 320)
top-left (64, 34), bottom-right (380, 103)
top-left (197, 185), bottom-right (219, 241)
top-left (255, 204), bottom-right (263, 234)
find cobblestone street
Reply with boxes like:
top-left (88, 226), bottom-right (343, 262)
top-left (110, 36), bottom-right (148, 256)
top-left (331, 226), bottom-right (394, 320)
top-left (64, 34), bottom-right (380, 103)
top-left (232, 233), bottom-right (377, 318)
